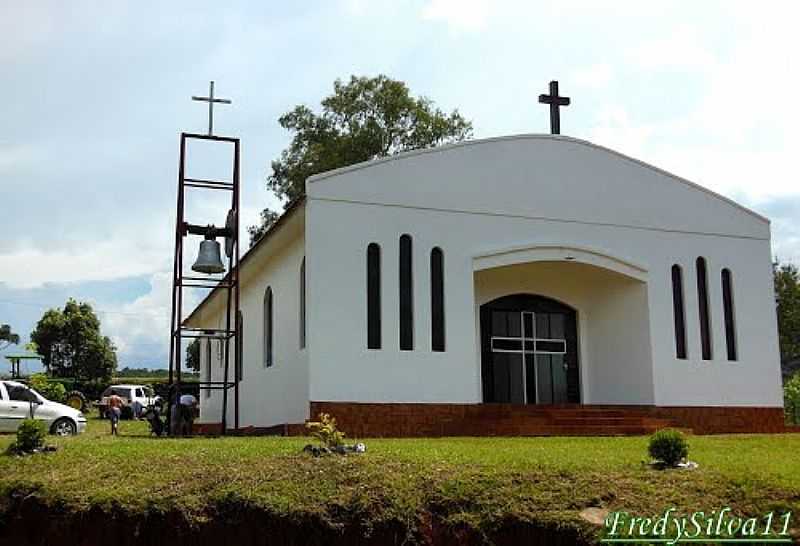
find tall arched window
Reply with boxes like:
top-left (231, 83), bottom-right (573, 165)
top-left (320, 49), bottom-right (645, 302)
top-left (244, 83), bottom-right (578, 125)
top-left (430, 247), bottom-right (445, 352)
top-left (671, 264), bottom-right (687, 359)
top-left (696, 257), bottom-right (712, 360)
top-left (264, 287), bottom-right (273, 367)
top-left (367, 243), bottom-right (381, 349)
top-left (399, 234), bottom-right (414, 350)
top-left (236, 310), bottom-right (243, 381)
top-left (299, 258), bottom-right (306, 349)
top-left (205, 338), bottom-right (212, 398)
top-left (721, 268), bottom-right (737, 361)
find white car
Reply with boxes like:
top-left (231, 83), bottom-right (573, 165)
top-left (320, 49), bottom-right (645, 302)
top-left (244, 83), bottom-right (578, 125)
top-left (0, 380), bottom-right (87, 436)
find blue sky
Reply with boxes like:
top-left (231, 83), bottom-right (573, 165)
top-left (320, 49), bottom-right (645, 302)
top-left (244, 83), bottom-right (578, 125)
top-left (1, 0), bottom-right (799, 370)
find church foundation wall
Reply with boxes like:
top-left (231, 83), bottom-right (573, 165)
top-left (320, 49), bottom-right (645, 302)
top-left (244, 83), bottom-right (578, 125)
top-left (194, 403), bottom-right (788, 436)
top-left (304, 401), bottom-right (789, 436)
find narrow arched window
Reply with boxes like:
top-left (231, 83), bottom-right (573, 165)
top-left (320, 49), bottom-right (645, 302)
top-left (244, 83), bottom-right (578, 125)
top-left (430, 247), bottom-right (445, 352)
top-left (205, 338), bottom-right (212, 398)
top-left (721, 268), bottom-right (737, 361)
top-left (236, 310), bottom-right (244, 381)
top-left (299, 258), bottom-right (306, 349)
top-left (696, 257), bottom-right (712, 360)
top-left (367, 243), bottom-right (381, 349)
top-left (264, 287), bottom-right (273, 367)
top-left (671, 265), bottom-right (687, 359)
top-left (399, 234), bottom-right (414, 350)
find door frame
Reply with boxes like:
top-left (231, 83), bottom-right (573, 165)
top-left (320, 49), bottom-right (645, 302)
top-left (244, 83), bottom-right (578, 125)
top-left (480, 294), bottom-right (581, 404)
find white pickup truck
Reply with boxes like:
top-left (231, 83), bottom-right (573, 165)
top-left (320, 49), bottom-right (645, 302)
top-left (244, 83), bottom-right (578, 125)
top-left (97, 384), bottom-right (160, 418)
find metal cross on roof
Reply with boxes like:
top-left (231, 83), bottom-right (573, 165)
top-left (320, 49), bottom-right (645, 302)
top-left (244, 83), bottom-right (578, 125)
top-left (538, 80), bottom-right (571, 135)
top-left (192, 81), bottom-right (232, 136)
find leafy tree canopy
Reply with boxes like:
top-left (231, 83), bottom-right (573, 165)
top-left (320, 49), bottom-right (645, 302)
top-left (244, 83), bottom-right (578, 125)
top-left (185, 339), bottom-right (201, 372)
top-left (30, 299), bottom-right (117, 382)
top-left (775, 262), bottom-right (800, 378)
top-left (248, 75), bottom-right (473, 246)
top-left (0, 324), bottom-right (20, 350)
top-left (785, 371), bottom-right (800, 425)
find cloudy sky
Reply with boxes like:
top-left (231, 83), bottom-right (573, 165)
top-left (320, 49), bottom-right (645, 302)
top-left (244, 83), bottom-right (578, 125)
top-left (2, 0), bottom-right (799, 371)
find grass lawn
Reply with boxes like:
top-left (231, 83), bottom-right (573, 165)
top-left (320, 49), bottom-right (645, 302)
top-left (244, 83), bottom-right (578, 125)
top-left (1, 419), bottom-right (799, 542)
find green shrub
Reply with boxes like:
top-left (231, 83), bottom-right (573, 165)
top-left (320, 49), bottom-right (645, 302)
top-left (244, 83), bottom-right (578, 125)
top-left (648, 428), bottom-right (689, 467)
top-left (305, 413), bottom-right (345, 449)
top-left (28, 373), bottom-right (66, 403)
top-left (785, 372), bottom-right (800, 425)
top-left (14, 419), bottom-right (47, 453)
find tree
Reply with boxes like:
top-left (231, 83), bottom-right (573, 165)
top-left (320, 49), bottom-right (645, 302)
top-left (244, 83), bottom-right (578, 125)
top-left (0, 324), bottom-right (20, 350)
top-left (785, 372), bottom-right (800, 425)
top-left (186, 339), bottom-right (201, 372)
top-left (247, 209), bottom-right (280, 248)
top-left (775, 262), bottom-right (800, 379)
top-left (249, 75), bottom-right (473, 245)
top-left (30, 299), bottom-right (117, 382)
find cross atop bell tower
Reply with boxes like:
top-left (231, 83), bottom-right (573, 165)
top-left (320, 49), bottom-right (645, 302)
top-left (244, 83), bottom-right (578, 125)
top-left (538, 80), bottom-right (571, 135)
top-left (192, 80), bottom-right (232, 136)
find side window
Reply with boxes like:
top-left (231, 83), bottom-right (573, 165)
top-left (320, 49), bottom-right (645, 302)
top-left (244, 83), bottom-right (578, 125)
top-left (8, 385), bottom-right (36, 402)
top-left (205, 338), bottom-right (213, 398)
top-left (696, 257), bottom-right (713, 360)
top-left (671, 264), bottom-right (687, 359)
top-left (237, 310), bottom-right (244, 381)
top-left (367, 243), bottom-right (381, 349)
top-left (264, 287), bottom-right (273, 367)
top-left (721, 268), bottom-right (737, 361)
top-left (430, 247), bottom-right (445, 352)
top-left (399, 234), bottom-right (414, 351)
top-left (135, 388), bottom-right (143, 398)
top-left (300, 258), bottom-right (306, 349)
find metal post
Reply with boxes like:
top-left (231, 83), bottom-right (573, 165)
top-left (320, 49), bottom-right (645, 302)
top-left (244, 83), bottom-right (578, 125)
top-left (233, 139), bottom-right (241, 431)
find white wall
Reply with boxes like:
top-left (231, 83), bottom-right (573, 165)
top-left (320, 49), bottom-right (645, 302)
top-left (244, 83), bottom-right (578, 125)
top-left (193, 210), bottom-right (309, 428)
top-left (305, 135), bottom-right (783, 408)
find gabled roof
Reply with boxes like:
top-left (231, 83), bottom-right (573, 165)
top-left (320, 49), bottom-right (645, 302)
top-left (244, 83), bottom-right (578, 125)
top-left (307, 134), bottom-right (768, 224)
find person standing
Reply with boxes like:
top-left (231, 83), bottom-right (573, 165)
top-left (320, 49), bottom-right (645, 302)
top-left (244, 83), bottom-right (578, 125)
top-left (179, 393), bottom-right (198, 436)
top-left (107, 390), bottom-right (126, 436)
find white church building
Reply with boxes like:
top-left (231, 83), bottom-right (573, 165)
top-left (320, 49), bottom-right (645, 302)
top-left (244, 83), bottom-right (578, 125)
top-left (186, 134), bottom-right (786, 436)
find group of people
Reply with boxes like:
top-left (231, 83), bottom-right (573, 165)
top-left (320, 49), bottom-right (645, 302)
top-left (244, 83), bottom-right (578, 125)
top-left (106, 390), bottom-right (198, 436)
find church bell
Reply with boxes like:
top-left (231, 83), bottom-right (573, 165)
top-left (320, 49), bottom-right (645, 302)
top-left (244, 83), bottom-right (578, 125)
top-left (192, 239), bottom-right (225, 274)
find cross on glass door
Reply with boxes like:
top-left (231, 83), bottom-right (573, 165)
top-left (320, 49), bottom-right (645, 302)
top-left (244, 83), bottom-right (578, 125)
top-left (489, 311), bottom-right (568, 404)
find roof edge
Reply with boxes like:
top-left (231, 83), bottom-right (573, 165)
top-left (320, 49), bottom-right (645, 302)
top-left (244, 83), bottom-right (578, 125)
top-left (306, 134), bottom-right (769, 225)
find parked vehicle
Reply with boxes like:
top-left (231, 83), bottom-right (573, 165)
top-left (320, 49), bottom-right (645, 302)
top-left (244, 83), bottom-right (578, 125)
top-left (97, 385), bottom-right (160, 418)
top-left (0, 380), bottom-right (87, 436)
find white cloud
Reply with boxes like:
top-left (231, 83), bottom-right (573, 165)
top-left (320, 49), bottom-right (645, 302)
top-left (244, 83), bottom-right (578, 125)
top-left (100, 271), bottom-right (203, 366)
top-left (627, 25), bottom-right (716, 71)
top-left (0, 244), bottom-right (165, 289)
top-left (0, 144), bottom-right (38, 171)
top-left (420, 0), bottom-right (492, 31)
top-left (569, 64), bottom-right (613, 90)
top-left (586, 106), bottom-right (655, 160)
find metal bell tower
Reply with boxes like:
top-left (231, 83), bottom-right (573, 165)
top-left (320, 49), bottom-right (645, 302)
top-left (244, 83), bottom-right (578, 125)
top-left (167, 81), bottom-right (240, 434)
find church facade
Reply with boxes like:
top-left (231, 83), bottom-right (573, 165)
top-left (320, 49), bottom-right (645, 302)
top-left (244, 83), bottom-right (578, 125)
top-left (186, 135), bottom-right (786, 435)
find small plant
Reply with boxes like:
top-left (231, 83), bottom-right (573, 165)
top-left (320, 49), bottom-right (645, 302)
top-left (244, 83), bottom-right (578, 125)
top-left (648, 428), bottom-right (689, 467)
top-left (305, 413), bottom-right (345, 449)
top-left (12, 419), bottom-right (47, 454)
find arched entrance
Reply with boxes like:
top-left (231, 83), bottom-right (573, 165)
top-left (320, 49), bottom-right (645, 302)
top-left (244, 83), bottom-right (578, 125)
top-left (480, 294), bottom-right (580, 404)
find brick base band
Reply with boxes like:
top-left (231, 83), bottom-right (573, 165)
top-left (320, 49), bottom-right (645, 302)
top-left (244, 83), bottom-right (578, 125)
top-left (308, 402), bottom-right (789, 437)
top-left (194, 403), bottom-right (789, 437)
